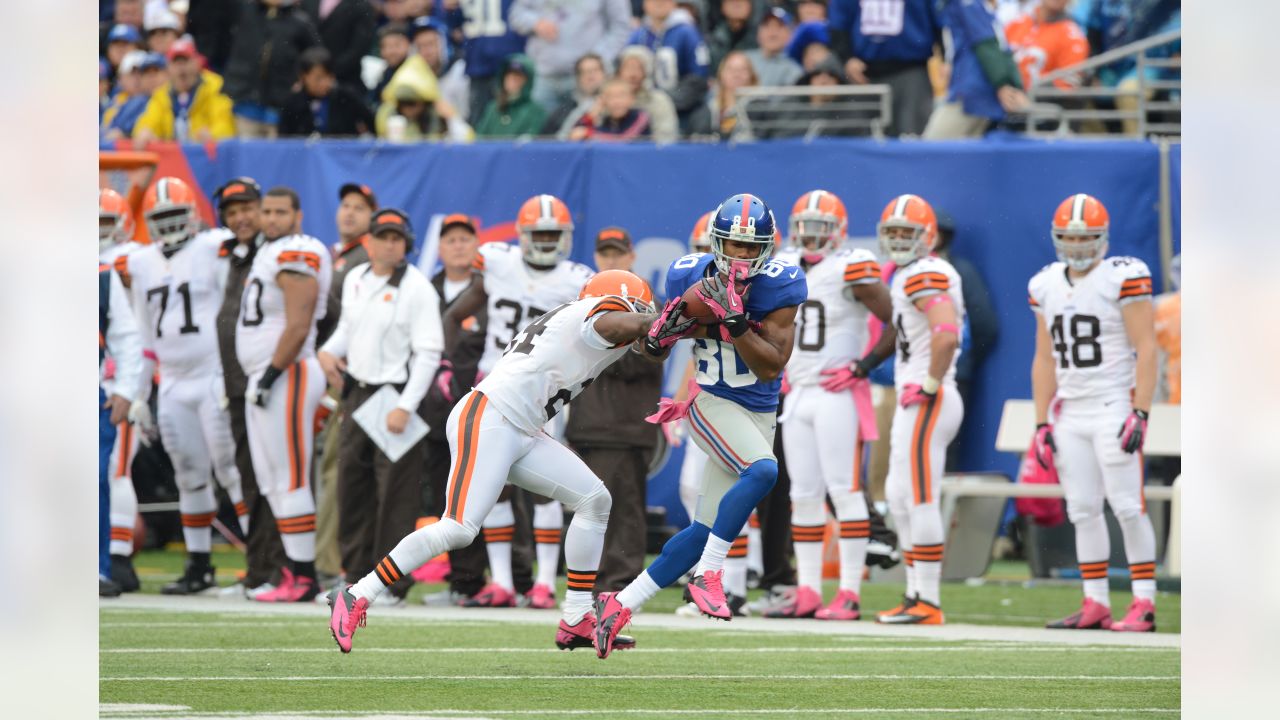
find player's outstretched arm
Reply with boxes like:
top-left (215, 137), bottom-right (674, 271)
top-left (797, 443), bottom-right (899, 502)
top-left (442, 274), bottom-right (486, 353)
top-left (271, 270), bottom-right (319, 370)
top-left (1122, 299), bottom-right (1157, 414)
top-left (732, 305), bottom-right (798, 383)
top-left (594, 311), bottom-right (660, 347)
top-left (1031, 314), bottom-right (1058, 424)
top-left (852, 282), bottom-right (894, 323)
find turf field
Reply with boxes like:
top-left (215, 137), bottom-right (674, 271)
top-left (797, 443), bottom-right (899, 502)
top-left (100, 548), bottom-right (1180, 718)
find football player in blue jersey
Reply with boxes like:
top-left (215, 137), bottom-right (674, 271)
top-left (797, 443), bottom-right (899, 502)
top-left (594, 193), bottom-right (808, 658)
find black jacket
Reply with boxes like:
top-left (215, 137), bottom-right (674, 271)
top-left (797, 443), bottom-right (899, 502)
top-left (300, 0), bottom-right (377, 92)
top-left (277, 87), bottom-right (375, 137)
top-left (565, 350), bottom-right (663, 449)
top-left (186, 0), bottom-right (237, 73)
top-left (216, 235), bottom-right (262, 399)
top-left (223, 0), bottom-right (321, 110)
top-left (423, 272), bottom-right (488, 442)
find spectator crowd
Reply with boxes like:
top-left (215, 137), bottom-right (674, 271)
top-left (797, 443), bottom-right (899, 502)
top-left (100, 1), bottom-right (1179, 142)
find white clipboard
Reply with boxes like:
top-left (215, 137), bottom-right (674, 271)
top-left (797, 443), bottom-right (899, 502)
top-left (349, 385), bottom-right (429, 463)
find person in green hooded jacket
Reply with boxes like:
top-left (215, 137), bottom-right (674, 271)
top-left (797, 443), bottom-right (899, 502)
top-left (475, 54), bottom-right (548, 138)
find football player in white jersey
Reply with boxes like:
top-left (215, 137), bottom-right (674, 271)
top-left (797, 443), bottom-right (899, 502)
top-left (123, 177), bottom-right (251, 594)
top-left (236, 186), bottom-right (333, 602)
top-left (858, 194), bottom-right (966, 626)
top-left (98, 188), bottom-right (148, 591)
top-left (772, 190), bottom-right (892, 620)
top-left (442, 194), bottom-right (594, 609)
top-left (329, 270), bottom-right (660, 653)
top-left (1030, 194), bottom-right (1159, 632)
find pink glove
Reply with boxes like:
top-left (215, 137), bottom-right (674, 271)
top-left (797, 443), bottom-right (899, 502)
top-left (695, 261), bottom-right (750, 338)
top-left (780, 371), bottom-right (791, 395)
top-left (899, 383), bottom-right (935, 408)
top-left (1118, 409), bottom-right (1149, 454)
top-left (645, 298), bottom-right (698, 355)
top-left (645, 380), bottom-right (701, 425)
top-left (434, 360), bottom-right (456, 403)
top-left (102, 356), bottom-right (117, 380)
top-left (1032, 423), bottom-right (1056, 470)
top-left (819, 365), bottom-right (858, 392)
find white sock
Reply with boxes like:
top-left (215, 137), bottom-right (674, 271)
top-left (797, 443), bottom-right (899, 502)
top-left (533, 501), bottom-right (563, 589)
top-left (352, 521), bottom-right (466, 602)
top-left (791, 499), bottom-right (826, 593)
top-left (562, 590), bottom-right (593, 625)
top-left (833, 492), bottom-right (870, 595)
top-left (747, 514), bottom-right (763, 575)
top-left (109, 474), bottom-right (137, 556)
top-left (915, 559), bottom-right (942, 605)
top-left (907, 503), bottom-right (944, 606)
top-left (904, 556), bottom-right (918, 599)
top-left (179, 484), bottom-right (217, 553)
top-left (837, 538), bottom-right (869, 595)
top-left (723, 557), bottom-right (748, 598)
top-left (1118, 510), bottom-right (1158, 603)
top-left (482, 501), bottom-right (516, 592)
top-left (696, 534), bottom-right (732, 575)
top-left (616, 570), bottom-right (661, 610)
top-left (1073, 512), bottom-right (1111, 607)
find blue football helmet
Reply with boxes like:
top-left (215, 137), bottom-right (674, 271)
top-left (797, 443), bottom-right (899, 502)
top-left (709, 193), bottom-right (777, 277)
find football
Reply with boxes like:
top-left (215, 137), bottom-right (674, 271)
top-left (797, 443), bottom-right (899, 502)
top-left (680, 282), bottom-right (748, 325)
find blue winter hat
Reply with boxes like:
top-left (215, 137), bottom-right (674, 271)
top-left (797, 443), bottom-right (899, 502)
top-left (786, 22), bottom-right (831, 66)
top-left (108, 23), bottom-right (143, 45)
top-left (140, 52), bottom-right (167, 71)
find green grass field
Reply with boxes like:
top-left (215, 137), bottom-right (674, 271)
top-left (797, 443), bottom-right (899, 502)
top-left (100, 547), bottom-right (1180, 719)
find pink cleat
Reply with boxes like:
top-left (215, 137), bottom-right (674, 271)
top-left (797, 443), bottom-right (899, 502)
top-left (525, 583), bottom-right (558, 609)
top-left (328, 585), bottom-right (368, 653)
top-left (593, 592), bottom-right (633, 659)
top-left (764, 585), bottom-right (823, 619)
top-left (461, 582), bottom-right (516, 607)
top-left (1112, 598), bottom-right (1156, 632)
top-left (556, 613), bottom-right (635, 652)
top-left (686, 571), bottom-right (732, 620)
top-left (254, 567), bottom-right (318, 603)
top-left (815, 589), bottom-right (861, 621)
top-left (1047, 598), bottom-right (1114, 630)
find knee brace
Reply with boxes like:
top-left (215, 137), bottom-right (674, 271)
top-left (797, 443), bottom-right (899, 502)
top-left (568, 484), bottom-right (611, 530)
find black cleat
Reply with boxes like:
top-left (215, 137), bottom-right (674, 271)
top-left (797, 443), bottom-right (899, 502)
top-left (161, 561), bottom-right (217, 595)
top-left (111, 555), bottom-right (140, 593)
top-left (99, 577), bottom-right (122, 597)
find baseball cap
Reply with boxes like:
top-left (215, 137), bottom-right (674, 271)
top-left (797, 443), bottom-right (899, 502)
top-left (166, 36), bottom-right (198, 61)
top-left (119, 49), bottom-right (148, 75)
top-left (144, 8), bottom-right (181, 33)
top-left (216, 177), bottom-right (262, 208)
top-left (108, 24), bottom-right (143, 45)
top-left (370, 208), bottom-right (415, 240)
top-left (441, 213), bottom-right (478, 234)
top-left (140, 52), bottom-right (167, 71)
top-left (338, 183), bottom-right (378, 210)
top-left (504, 57), bottom-right (529, 76)
top-left (411, 16), bottom-right (448, 38)
top-left (595, 226), bottom-right (632, 253)
top-left (762, 7), bottom-right (794, 27)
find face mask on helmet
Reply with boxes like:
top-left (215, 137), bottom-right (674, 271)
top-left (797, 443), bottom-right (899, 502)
top-left (1052, 228), bottom-right (1108, 272)
top-left (147, 206), bottom-right (194, 252)
top-left (790, 215), bottom-right (841, 263)
top-left (877, 221), bottom-right (929, 265)
top-left (519, 228), bottom-right (570, 267)
top-left (711, 218), bottom-right (775, 277)
top-left (99, 214), bottom-right (120, 251)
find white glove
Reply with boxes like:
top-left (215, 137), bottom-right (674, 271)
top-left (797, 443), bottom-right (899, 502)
top-left (129, 399), bottom-right (158, 447)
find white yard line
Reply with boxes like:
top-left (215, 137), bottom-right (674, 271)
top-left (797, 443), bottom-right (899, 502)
top-left (100, 673), bottom-right (1177, 682)
top-left (101, 645), bottom-right (1176, 654)
top-left (100, 594), bottom-right (1179, 648)
top-left (97, 708), bottom-right (1180, 718)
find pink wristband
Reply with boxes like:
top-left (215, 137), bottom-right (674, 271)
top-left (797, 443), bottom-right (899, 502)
top-left (922, 294), bottom-right (952, 310)
top-left (932, 323), bottom-right (959, 335)
top-left (142, 349), bottom-right (158, 361)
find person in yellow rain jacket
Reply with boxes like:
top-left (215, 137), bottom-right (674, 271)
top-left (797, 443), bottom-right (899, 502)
top-left (133, 38), bottom-right (235, 143)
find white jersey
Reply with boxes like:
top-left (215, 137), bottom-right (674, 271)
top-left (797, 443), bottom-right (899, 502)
top-left (476, 296), bottom-right (632, 435)
top-left (236, 234), bottom-right (332, 377)
top-left (473, 242), bottom-right (594, 374)
top-left (776, 246), bottom-right (882, 387)
top-left (99, 240), bottom-right (143, 391)
top-left (889, 256), bottom-right (966, 390)
top-left (1028, 257), bottom-right (1152, 401)
top-left (126, 229), bottom-right (233, 380)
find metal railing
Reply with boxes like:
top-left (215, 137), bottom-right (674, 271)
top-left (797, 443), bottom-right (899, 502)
top-left (729, 84), bottom-right (893, 141)
top-left (1023, 28), bottom-right (1180, 138)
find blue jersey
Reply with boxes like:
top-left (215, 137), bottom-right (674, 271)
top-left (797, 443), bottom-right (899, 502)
top-left (830, 0), bottom-right (941, 64)
top-left (941, 0), bottom-right (1004, 121)
top-left (627, 19), bottom-right (710, 94)
top-left (665, 253), bottom-right (807, 413)
top-left (446, 0), bottom-right (526, 78)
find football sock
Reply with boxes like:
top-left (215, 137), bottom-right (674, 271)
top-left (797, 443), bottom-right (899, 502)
top-left (179, 484), bottom-right (217, 553)
top-left (833, 491), bottom-right (870, 595)
top-left (695, 534), bottom-right (732, 576)
top-left (1073, 513), bottom-right (1111, 606)
top-left (617, 571), bottom-right (661, 610)
top-left (1118, 509), bottom-right (1158, 603)
top-left (723, 528), bottom-right (749, 597)
top-left (221, 480), bottom-right (248, 535)
top-left (533, 500), bottom-right (563, 589)
top-left (747, 512), bottom-right (764, 577)
top-left (108, 473), bottom-right (137, 556)
top-left (352, 518), bottom-right (475, 602)
top-left (908, 502), bottom-right (945, 606)
top-left (482, 500), bottom-right (516, 592)
top-left (647, 521), bottom-right (710, 588)
top-left (791, 498), bottom-right (826, 593)
top-left (895, 506), bottom-right (917, 599)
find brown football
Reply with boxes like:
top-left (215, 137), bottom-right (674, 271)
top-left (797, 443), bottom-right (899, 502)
top-left (680, 283), bottom-right (746, 325)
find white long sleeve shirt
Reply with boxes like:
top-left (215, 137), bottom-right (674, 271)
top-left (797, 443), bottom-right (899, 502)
top-left (102, 269), bottom-right (143, 401)
top-left (320, 262), bottom-right (443, 413)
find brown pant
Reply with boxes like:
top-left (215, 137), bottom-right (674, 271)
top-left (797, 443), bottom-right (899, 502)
top-left (229, 396), bottom-right (287, 587)
top-left (575, 445), bottom-right (650, 593)
top-left (337, 382), bottom-right (427, 597)
top-left (314, 408), bottom-right (344, 579)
